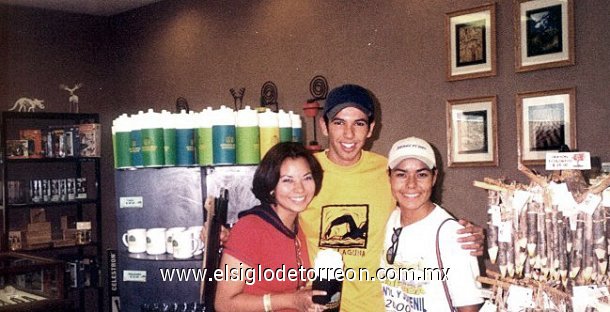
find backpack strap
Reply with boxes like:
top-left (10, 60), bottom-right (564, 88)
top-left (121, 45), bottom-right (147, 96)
top-left (436, 218), bottom-right (457, 311)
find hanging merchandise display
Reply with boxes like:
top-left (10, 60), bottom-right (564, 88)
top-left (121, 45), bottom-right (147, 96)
top-left (235, 106), bottom-right (260, 165)
top-left (129, 111), bottom-right (145, 168)
top-left (212, 106), bottom-right (236, 165)
top-left (277, 109), bottom-right (292, 143)
top-left (258, 108), bottom-right (279, 159)
top-left (289, 111), bottom-right (302, 143)
top-left (474, 156), bottom-right (610, 311)
top-left (141, 109), bottom-right (165, 167)
top-left (112, 113), bottom-right (131, 169)
top-left (196, 107), bottom-right (214, 166)
top-left (175, 110), bottom-right (196, 166)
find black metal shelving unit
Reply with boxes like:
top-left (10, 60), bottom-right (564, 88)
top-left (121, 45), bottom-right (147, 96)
top-left (0, 111), bottom-right (102, 312)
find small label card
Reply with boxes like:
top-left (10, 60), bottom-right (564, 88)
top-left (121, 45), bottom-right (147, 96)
top-left (120, 196), bottom-right (143, 208)
top-left (546, 152), bottom-right (591, 170)
top-left (123, 270), bottom-right (147, 282)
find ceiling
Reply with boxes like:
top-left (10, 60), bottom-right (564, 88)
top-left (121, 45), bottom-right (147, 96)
top-left (0, 0), bottom-right (163, 16)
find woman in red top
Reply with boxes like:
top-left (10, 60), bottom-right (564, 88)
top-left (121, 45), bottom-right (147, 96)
top-left (215, 142), bottom-right (326, 312)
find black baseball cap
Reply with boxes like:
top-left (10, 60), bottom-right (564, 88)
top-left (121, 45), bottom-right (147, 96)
top-left (323, 84), bottom-right (375, 121)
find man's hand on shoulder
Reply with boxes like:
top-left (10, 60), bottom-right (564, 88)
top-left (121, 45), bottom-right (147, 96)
top-left (456, 219), bottom-right (485, 256)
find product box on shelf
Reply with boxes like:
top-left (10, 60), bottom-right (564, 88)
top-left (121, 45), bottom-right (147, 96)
top-left (46, 126), bottom-right (80, 158)
top-left (61, 216), bottom-right (77, 229)
top-left (6, 139), bottom-right (29, 158)
top-left (19, 129), bottom-right (44, 158)
top-left (8, 230), bottom-right (23, 251)
top-left (79, 123), bottom-right (101, 157)
top-left (24, 222), bottom-right (53, 248)
top-left (29, 208), bottom-right (46, 223)
top-left (76, 177), bottom-right (87, 199)
top-left (7, 180), bottom-right (28, 204)
top-left (61, 255), bottom-right (100, 288)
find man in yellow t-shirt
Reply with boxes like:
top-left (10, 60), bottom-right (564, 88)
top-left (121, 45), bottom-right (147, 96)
top-left (299, 84), bottom-right (484, 311)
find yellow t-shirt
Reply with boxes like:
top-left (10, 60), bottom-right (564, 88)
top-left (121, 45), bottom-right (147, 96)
top-left (299, 150), bottom-right (394, 311)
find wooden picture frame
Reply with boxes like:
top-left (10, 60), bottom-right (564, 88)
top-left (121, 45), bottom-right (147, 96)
top-left (515, 0), bottom-right (574, 72)
top-left (446, 96), bottom-right (498, 167)
top-left (446, 3), bottom-right (497, 81)
top-left (516, 88), bottom-right (576, 165)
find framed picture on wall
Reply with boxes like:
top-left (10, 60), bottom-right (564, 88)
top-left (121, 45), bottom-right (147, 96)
top-left (446, 96), bottom-right (498, 167)
top-left (446, 3), bottom-right (496, 81)
top-left (516, 88), bottom-right (576, 165)
top-left (515, 0), bottom-right (574, 72)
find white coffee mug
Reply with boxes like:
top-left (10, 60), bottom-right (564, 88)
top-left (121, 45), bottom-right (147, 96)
top-left (122, 228), bottom-right (147, 253)
top-left (146, 227), bottom-right (167, 255)
top-left (187, 225), bottom-right (205, 256)
top-left (166, 227), bottom-right (186, 254)
top-left (172, 230), bottom-right (199, 259)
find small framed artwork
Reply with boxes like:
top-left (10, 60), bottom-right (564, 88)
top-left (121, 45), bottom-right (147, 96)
top-left (446, 96), bottom-right (498, 167)
top-left (515, 0), bottom-right (574, 72)
top-left (446, 3), bottom-right (496, 81)
top-left (516, 88), bottom-right (576, 165)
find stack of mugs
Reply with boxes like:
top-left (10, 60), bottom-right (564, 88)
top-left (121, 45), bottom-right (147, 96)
top-left (122, 226), bottom-right (204, 259)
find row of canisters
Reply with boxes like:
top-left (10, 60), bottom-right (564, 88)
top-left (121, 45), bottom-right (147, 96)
top-left (111, 106), bottom-right (303, 169)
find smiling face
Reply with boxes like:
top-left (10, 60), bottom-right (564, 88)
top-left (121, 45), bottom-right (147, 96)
top-left (320, 106), bottom-right (375, 166)
top-left (389, 158), bottom-right (437, 225)
top-left (272, 157), bottom-right (317, 225)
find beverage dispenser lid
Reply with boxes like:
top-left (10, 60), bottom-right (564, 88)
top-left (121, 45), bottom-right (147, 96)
top-left (289, 111), bottom-right (302, 127)
top-left (236, 105), bottom-right (259, 127)
top-left (213, 105), bottom-right (236, 126)
top-left (277, 109), bottom-right (291, 128)
top-left (258, 108), bottom-right (279, 127)
top-left (112, 113), bottom-right (131, 133)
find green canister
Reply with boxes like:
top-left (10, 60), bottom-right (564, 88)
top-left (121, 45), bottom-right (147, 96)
top-left (129, 111), bottom-right (144, 168)
top-left (258, 108), bottom-right (279, 159)
top-left (175, 110), bottom-right (196, 166)
top-left (212, 106), bottom-right (236, 165)
top-left (161, 110), bottom-right (176, 166)
top-left (289, 111), bottom-right (303, 143)
top-left (196, 107), bottom-right (214, 166)
top-left (278, 109), bottom-right (292, 143)
top-left (141, 109), bottom-right (165, 167)
top-left (236, 105), bottom-right (260, 165)
top-left (112, 114), bottom-right (132, 169)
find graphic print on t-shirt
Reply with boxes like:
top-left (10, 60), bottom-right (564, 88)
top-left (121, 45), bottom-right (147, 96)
top-left (319, 204), bottom-right (368, 249)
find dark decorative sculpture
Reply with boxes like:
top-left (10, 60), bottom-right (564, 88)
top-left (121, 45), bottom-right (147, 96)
top-left (260, 81), bottom-right (278, 112)
top-left (230, 88), bottom-right (246, 111)
top-left (176, 97), bottom-right (190, 113)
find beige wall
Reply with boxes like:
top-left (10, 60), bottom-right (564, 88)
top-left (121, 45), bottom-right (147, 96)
top-left (1, 0), bottom-right (609, 263)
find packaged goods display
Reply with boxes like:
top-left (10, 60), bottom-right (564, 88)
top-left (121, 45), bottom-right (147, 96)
top-left (112, 107), bottom-right (304, 169)
top-left (6, 124), bottom-right (99, 159)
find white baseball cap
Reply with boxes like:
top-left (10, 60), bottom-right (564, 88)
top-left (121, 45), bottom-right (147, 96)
top-left (388, 137), bottom-right (436, 170)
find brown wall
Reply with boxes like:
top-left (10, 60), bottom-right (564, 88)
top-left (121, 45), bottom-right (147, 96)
top-left (1, 1), bottom-right (609, 308)
top-left (108, 0), bottom-right (610, 227)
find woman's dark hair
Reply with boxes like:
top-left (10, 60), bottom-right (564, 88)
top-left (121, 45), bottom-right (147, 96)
top-left (252, 142), bottom-right (324, 205)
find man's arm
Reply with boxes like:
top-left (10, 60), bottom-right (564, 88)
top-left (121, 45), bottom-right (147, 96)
top-left (457, 219), bottom-right (485, 256)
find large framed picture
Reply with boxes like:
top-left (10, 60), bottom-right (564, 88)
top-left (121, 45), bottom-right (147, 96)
top-left (515, 0), bottom-right (574, 72)
top-left (516, 88), bottom-right (576, 165)
top-left (446, 3), bottom-right (496, 81)
top-left (446, 96), bottom-right (498, 167)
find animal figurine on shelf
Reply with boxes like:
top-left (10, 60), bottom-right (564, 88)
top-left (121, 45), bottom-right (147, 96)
top-left (60, 83), bottom-right (83, 113)
top-left (8, 97), bottom-right (45, 112)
